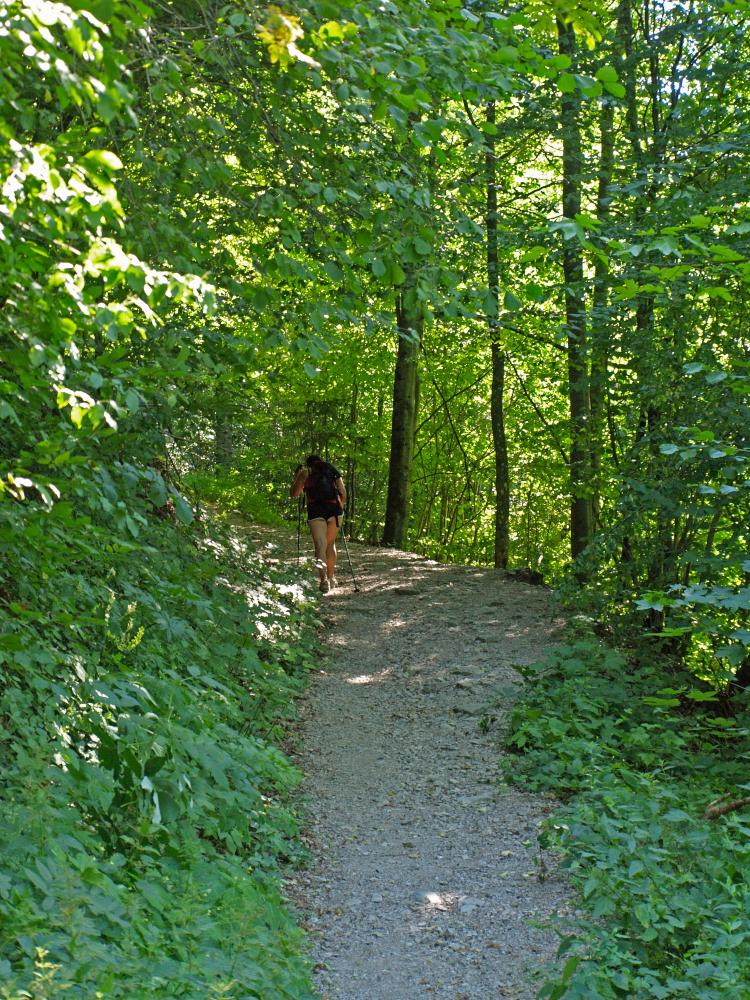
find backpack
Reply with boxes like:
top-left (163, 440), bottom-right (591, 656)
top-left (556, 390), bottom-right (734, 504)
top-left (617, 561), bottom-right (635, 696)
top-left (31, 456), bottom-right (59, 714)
top-left (306, 462), bottom-right (340, 505)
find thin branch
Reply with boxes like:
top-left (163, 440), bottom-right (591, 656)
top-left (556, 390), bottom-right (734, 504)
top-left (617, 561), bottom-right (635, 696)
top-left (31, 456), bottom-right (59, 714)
top-left (415, 365), bottom-right (492, 436)
top-left (704, 795), bottom-right (750, 820)
top-left (505, 354), bottom-right (569, 465)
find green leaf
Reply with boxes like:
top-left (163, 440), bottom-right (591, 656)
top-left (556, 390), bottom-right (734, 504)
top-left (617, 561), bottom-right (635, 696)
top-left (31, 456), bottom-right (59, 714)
top-left (685, 688), bottom-right (718, 702)
top-left (390, 263), bottom-right (406, 285)
top-left (520, 246), bottom-right (546, 264)
top-left (323, 261), bottom-right (343, 282)
top-left (718, 644), bottom-right (746, 665)
top-left (83, 149), bottom-right (123, 171)
top-left (557, 73), bottom-right (576, 93)
top-left (649, 235), bottom-right (681, 256)
top-left (0, 401), bottom-right (20, 424)
top-left (387, 104), bottom-right (407, 127)
top-left (595, 65), bottom-right (618, 83)
top-left (504, 289), bottom-right (521, 311)
top-left (662, 809), bottom-right (692, 822)
top-left (604, 81), bottom-right (626, 98)
top-left (561, 955), bottom-right (581, 984)
top-left (174, 495), bottom-right (194, 524)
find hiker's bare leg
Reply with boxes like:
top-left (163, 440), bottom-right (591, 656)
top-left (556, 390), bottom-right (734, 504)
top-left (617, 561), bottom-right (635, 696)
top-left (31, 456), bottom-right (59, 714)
top-left (326, 517), bottom-right (340, 582)
top-left (308, 519), bottom-right (328, 582)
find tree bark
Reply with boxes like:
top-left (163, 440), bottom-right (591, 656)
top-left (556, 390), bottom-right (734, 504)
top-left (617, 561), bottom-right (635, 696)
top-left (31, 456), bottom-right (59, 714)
top-left (382, 287), bottom-right (422, 548)
top-left (485, 100), bottom-right (510, 569)
top-left (214, 414), bottom-right (233, 468)
top-left (558, 19), bottom-right (593, 562)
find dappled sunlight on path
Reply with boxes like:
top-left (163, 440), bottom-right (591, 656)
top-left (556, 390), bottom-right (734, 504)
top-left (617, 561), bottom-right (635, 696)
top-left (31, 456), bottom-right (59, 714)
top-left (253, 525), bottom-right (570, 1000)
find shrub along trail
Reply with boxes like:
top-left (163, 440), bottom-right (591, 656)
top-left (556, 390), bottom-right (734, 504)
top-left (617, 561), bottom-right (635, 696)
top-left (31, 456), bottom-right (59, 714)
top-left (255, 526), bottom-right (570, 1000)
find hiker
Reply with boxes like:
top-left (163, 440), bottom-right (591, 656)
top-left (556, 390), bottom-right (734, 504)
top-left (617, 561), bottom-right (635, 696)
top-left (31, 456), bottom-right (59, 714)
top-left (291, 455), bottom-right (346, 593)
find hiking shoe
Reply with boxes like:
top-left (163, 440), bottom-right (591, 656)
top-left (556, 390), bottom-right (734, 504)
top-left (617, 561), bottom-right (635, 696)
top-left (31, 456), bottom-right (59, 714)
top-left (319, 578), bottom-right (330, 594)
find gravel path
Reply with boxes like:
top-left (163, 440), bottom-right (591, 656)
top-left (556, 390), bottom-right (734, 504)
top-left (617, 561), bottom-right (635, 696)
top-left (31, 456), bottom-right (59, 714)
top-left (255, 527), bottom-right (570, 1000)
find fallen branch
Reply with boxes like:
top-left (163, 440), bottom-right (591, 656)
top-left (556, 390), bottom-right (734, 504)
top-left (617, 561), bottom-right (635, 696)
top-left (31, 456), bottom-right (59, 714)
top-left (704, 794), bottom-right (750, 820)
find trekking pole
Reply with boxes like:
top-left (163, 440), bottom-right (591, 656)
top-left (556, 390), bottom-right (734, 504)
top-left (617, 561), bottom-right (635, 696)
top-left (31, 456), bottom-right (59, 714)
top-left (340, 519), bottom-right (361, 592)
top-left (296, 496), bottom-right (302, 566)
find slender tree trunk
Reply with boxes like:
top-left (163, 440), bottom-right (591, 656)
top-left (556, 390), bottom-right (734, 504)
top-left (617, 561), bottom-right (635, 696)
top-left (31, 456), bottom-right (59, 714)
top-left (214, 413), bottom-right (233, 468)
top-left (490, 343), bottom-right (509, 567)
top-left (439, 487), bottom-right (448, 543)
top-left (382, 287), bottom-right (422, 548)
top-left (620, 0), bottom-right (661, 449)
top-left (485, 100), bottom-right (510, 568)
top-left (345, 378), bottom-right (358, 535)
top-left (558, 20), bottom-right (592, 561)
top-left (590, 96), bottom-right (616, 524)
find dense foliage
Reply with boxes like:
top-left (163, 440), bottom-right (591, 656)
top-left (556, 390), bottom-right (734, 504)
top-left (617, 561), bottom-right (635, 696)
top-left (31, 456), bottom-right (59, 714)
top-left (1, 3), bottom-right (320, 995)
top-left (1, 503), bottom-right (319, 997)
top-left (505, 636), bottom-right (750, 999)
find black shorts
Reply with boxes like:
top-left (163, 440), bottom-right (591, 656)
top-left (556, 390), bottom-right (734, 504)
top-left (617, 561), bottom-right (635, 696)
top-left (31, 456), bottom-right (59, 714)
top-left (307, 502), bottom-right (343, 523)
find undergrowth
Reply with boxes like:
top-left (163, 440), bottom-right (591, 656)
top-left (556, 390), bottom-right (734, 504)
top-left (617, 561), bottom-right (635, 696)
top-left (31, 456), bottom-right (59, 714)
top-left (0, 483), bottom-right (319, 999)
top-left (504, 637), bottom-right (750, 1000)
top-left (187, 469), bottom-right (288, 527)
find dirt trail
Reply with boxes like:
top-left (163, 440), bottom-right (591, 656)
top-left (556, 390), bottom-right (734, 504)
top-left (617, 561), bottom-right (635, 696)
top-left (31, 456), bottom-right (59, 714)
top-left (254, 526), bottom-right (569, 1000)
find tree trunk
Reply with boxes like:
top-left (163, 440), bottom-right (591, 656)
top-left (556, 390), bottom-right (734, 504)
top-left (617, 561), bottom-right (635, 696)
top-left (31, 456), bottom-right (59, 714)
top-left (485, 100), bottom-right (510, 569)
top-left (382, 287), bottom-right (422, 548)
top-left (558, 19), bottom-right (592, 562)
top-left (490, 343), bottom-right (509, 568)
top-left (214, 414), bottom-right (233, 468)
top-left (345, 378), bottom-right (358, 535)
top-left (590, 96), bottom-right (616, 524)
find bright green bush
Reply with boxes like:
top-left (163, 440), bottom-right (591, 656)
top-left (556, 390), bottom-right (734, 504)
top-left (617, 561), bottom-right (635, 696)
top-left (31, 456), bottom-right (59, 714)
top-left (187, 469), bottom-right (288, 526)
top-left (505, 640), bottom-right (750, 1000)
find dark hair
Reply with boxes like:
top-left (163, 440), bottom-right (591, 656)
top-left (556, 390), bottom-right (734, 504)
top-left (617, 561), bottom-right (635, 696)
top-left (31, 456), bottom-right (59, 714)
top-left (306, 454), bottom-right (323, 467)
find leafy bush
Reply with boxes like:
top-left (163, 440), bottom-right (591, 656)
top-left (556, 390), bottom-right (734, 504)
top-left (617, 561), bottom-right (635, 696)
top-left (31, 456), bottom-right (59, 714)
top-left (505, 640), bottom-right (750, 1000)
top-left (0, 491), bottom-right (319, 998)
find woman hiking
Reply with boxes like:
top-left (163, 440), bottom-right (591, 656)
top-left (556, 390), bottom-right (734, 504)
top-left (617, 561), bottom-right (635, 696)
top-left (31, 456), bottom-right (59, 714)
top-left (291, 455), bottom-right (346, 593)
